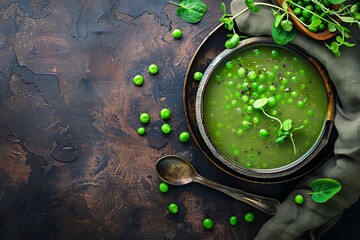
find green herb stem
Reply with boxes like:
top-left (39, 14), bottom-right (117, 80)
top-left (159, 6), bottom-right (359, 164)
top-left (261, 108), bottom-right (283, 128)
top-left (169, 1), bottom-right (181, 7)
top-left (290, 133), bottom-right (297, 155)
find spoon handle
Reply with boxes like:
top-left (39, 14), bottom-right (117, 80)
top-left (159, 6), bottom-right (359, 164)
top-left (194, 176), bottom-right (280, 215)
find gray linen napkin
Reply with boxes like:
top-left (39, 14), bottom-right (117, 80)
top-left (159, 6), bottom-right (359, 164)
top-left (230, 0), bottom-right (360, 239)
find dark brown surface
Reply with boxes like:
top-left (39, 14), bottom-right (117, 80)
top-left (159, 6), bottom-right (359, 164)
top-left (0, 1), bottom-right (359, 239)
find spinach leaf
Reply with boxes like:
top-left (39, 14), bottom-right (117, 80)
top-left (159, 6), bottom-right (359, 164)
top-left (170, 0), bottom-right (207, 24)
top-left (271, 23), bottom-right (296, 45)
top-left (310, 178), bottom-right (342, 203)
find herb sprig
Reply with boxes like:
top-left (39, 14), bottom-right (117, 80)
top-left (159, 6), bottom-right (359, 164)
top-left (219, 0), bottom-right (360, 56)
top-left (253, 98), bottom-right (304, 155)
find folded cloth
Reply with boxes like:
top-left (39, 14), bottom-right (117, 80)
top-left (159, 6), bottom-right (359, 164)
top-left (230, 0), bottom-right (360, 239)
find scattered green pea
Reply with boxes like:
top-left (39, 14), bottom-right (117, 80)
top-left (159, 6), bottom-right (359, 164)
top-left (294, 194), bottom-right (305, 205)
top-left (242, 120), bottom-right (250, 129)
top-left (168, 203), bottom-right (178, 214)
top-left (194, 71), bottom-right (203, 81)
top-left (236, 128), bottom-right (244, 136)
top-left (258, 74), bottom-right (266, 82)
top-left (148, 64), bottom-right (158, 75)
top-left (257, 85), bottom-right (266, 93)
top-left (297, 100), bottom-right (305, 108)
top-left (161, 123), bottom-right (172, 134)
top-left (244, 212), bottom-right (254, 222)
top-left (133, 74), bottom-right (144, 86)
top-left (226, 61), bottom-right (233, 69)
top-left (179, 132), bottom-right (190, 142)
top-left (271, 49), bottom-right (279, 58)
top-left (229, 216), bottom-right (238, 226)
top-left (203, 218), bottom-right (214, 230)
top-left (137, 127), bottom-right (146, 135)
top-left (139, 112), bottom-right (150, 124)
top-left (252, 116), bottom-right (260, 124)
top-left (269, 85), bottom-right (276, 92)
top-left (160, 108), bottom-right (171, 120)
top-left (172, 28), bottom-right (182, 39)
top-left (159, 182), bottom-right (169, 193)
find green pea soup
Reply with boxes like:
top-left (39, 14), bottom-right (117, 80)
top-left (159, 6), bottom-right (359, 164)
top-left (203, 44), bottom-right (328, 170)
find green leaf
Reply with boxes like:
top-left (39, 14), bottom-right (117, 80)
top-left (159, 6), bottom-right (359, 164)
top-left (245, 0), bottom-right (261, 13)
top-left (274, 13), bottom-right (284, 27)
top-left (350, 4), bottom-right (358, 14)
top-left (328, 0), bottom-right (346, 4)
top-left (280, 19), bottom-right (293, 32)
top-left (328, 22), bottom-right (337, 32)
top-left (310, 178), bottom-right (342, 203)
top-left (309, 15), bottom-right (322, 28)
top-left (282, 119), bottom-right (293, 131)
top-left (221, 2), bottom-right (227, 16)
top-left (339, 16), bottom-right (355, 23)
top-left (271, 23), bottom-right (296, 45)
top-left (253, 98), bottom-right (268, 109)
top-left (174, 0), bottom-right (207, 24)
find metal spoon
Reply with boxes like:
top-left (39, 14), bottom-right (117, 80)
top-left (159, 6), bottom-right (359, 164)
top-left (155, 155), bottom-right (280, 215)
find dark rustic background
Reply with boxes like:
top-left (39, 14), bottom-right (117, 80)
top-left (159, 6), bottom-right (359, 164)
top-left (0, 0), bottom-right (359, 239)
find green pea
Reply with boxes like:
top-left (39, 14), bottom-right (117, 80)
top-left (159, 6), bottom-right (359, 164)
top-left (297, 101), bottom-right (305, 108)
top-left (253, 116), bottom-right (260, 124)
top-left (227, 81), bottom-right (234, 88)
top-left (168, 203), bottom-right (178, 214)
top-left (271, 49), bottom-right (279, 58)
top-left (314, 4), bottom-right (322, 13)
top-left (237, 67), bottom-right (246, 77)
top-left (137, 127), bottom-right (146, 135)
top-left (257, 85), bottom-right (266, 93)
top-left (236, 128), bottom-right (244, 136)
top-left (267, 71), bottom-right (275, 80)
top-left (160, 108), bottom-right (171, 120)
top-left (231, 99), bottom-right (238, 107)
top-left (148, 64), bottom-right (159, 75)
top-left (247, 70), bottom-right (257, 81)
top-left (291, 91), bottom-right (298, 98)
top-left (294, 194), bottom-right (305, 205)
top-left (159, 182), bottom-right (169, 193)
top-left (297, 0), bottom-right (304, 7)
top-left (246, 106), bottom-right (253, 113)
top-left (203, 218), bottom-right (214, 229)
top-left (268, 96), bottom-right (276, 106)
top-left (234, 149), bottom-right (240, 156)
top-left (242, 95), bottom-right (249, 102)
top-left (227, 73), bottom-right (232, 78)
top-left (302, 8), bottom-right (312, 19)
top-left (281, 78), bottom-right (289, 85)
top-left (318, 23), bottom-right (326, 32)
top-left (161, 123), bottom-right (171, 134)
top-left (242, 82), bottom-right (250, 91)
top-left (194, 71), bottom-right (203, 81)
top-left (258, 74), bottom-right (266, 82)
top-left (229, 216), bottom-right (238, 226)
top-left (307, 109), bottom-right (314, 116)
top-left (271, 110), bottom-right (278, 116)
top-left (179, 132), bottom-right (190, 142)
top-left (269, 85), bottom-right (276, 92)
top-left (172, 28), bottom-right (182, 39)
top-left (259, 129), bottom-right (268, 138)
top-left (291, 76), bottom-right (297, 83)
top-left (293, 7), bottom-right (302, 17)
top-left (133, 74), bottom-right (144, 86)
top-left (242, 120), bottom-right (250, 129)
top-left (251, 82), bottom-right (258, 90)
top-left (226, 61), bottom-right (233, 69)
top-left (244, 212), bottom-right (254, 222)
top-left (322, 0), bottom-right (331, 8)
top-left (139, 112), bottom-right (150, 124)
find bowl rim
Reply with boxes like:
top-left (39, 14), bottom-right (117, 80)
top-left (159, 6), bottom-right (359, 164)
top-left (195, 37), bottom-right (335, 179)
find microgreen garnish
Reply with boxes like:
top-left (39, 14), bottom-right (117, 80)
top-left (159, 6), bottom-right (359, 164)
top-left (218, 0), bottom-right (360, 56)
top-left (169, 0), bottom-right (207, 24)
top-left (309, 178), bottom-right (342, 203)
top-left (253, 98), bottom-right (304, 155)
